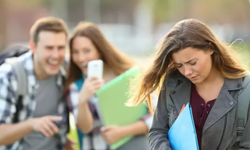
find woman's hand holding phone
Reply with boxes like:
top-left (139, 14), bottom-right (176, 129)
top-left (79, 77), bottom-right (104, 104)
top-left (79, 60), bottom-right (104, 104)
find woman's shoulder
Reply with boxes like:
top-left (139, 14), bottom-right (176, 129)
top-left (243, 74), bottom-right (250, 86)
top-left (244, 74), bottom-right (250, 78)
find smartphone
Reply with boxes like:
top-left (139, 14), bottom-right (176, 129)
top-left (54, 117), bottom-right (66, 127)
top-left (87, 60), bottom-right (103, 79)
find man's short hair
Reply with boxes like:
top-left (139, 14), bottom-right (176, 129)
top-left (30, 16), bottom-right (68, 44)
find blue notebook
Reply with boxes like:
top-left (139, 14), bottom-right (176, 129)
top-left (168, 103), bottom-right (199, 150)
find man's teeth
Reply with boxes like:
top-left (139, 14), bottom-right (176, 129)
top-left (49, 60), bottom-right (59, 65)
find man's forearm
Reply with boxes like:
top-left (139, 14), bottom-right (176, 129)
top-left (0, 119), bottom-right (33, 145)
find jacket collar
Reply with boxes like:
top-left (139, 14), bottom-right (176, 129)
top-left (168, 71), bottom-right (244, 90)
top-left (168, 73), bottom-right (243, 106)
top-left (203, 77), bottom-right (242, 132)
top-left (168, 72), bottom-right (243, 132)
top-left (168, 74), bottom-right (191, 112)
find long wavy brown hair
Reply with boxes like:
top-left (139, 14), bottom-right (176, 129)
top-left (64, 22), bottom-right (134, 94)
top-left (128, 19), bottom-right (249, 112)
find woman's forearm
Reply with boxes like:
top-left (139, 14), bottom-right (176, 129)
top-left (77, 101), bottom-right (93, 133)
top-left (121, 120), bottom-right (148, 137)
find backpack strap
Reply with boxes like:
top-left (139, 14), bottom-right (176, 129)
top-left (237, 75), bottom-right (250, 141)
top-left (8, 60), bottom-right (28, 123)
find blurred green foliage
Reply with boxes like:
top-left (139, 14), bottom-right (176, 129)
top-left (144, 0), bottom-right (250, 24)
top-left (231, 44), bottom-right (250, 69)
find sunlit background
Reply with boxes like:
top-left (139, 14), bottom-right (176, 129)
top-left (1, 0), bottom-right (250, 149)
top-left (1, 0), bottom-right (250, 57)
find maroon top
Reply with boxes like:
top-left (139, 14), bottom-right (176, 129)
top-left (190, 84), bottom-right (216, 149)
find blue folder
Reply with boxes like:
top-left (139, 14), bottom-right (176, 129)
top-left (168, 103), bottom-right (199, 150)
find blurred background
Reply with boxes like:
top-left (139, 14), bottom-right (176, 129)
top-left (1, 0), bottom-right (250, 149)
top-left (1, 0), bottom-right (250, 59)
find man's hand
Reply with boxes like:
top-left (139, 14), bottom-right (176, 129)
top-left (30, 116), bottom-right (62, 137)
top-left (101, 125), bottom-right (126, 144)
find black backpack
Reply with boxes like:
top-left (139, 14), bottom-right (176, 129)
top-left (0, 46), bottom-right (29, 65)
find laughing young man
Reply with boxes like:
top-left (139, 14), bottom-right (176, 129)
top-left (0, 17), bottom-right (70, 150)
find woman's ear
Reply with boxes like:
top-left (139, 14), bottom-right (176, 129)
top-left (209, 49), bottom-right (214, 55)
top-left (208, 42), bottom-right (215, 55)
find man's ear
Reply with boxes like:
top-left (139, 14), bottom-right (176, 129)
top-left (29, 41), bottom-right (36, 54)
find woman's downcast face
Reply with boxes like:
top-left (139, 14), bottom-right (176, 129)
top-left (172, 47), bottom-right (214, 84)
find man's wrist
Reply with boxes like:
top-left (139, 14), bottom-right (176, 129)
top-left (24, 118), bottom-right (35, 131)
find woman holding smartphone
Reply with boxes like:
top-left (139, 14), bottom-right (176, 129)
top-left (64, 22), bottom-right (151, 150)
